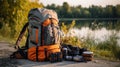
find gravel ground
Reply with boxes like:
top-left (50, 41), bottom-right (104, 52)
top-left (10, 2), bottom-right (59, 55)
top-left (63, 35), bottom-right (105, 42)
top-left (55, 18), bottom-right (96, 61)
top-left (0, 42), bottom-right (120, 67)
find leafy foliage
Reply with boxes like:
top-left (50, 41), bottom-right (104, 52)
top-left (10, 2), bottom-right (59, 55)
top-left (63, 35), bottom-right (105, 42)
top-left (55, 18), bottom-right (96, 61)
top-left (61, 20), bottom-right (120, 60)
top-left (83, 32), bottom-right (120, 60)
top-left (0, 0), bottom-right (43, 40)
top-left (61, 20), bottom-right (82, 47)
top-left (46, 2), bottom-right (120, 18)
top-left (61, 20), bottom-right (75, 34)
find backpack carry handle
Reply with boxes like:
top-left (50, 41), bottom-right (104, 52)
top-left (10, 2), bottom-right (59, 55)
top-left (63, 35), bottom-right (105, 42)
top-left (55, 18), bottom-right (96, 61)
top-left (15, 22), bottom-right (29, 49)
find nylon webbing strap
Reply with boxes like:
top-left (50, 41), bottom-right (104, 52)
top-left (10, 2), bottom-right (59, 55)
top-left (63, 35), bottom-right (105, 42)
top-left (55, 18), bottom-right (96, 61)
top-left (18, 49), bottom-right (27, 59)
top-left (36, 46), bottom-right (38, 61)
top-left (41, 25), bottom-right (44, 46)
top-left (15, 23), bottom-right (29, 49)
top-left (44, 48), bottom-right (48, 61)
top-left (50, 19), bottom-right (55, 44)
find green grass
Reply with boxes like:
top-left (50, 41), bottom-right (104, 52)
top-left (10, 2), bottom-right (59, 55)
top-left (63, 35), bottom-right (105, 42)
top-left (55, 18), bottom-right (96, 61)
top-left (0, 35), bottom-right (15, 44)
top-left (62, 32), bottom-right (120, 61)
top-left (0, 35), bottom-right (26, 47)
top-left (82, 33), bottom-right (120, 61)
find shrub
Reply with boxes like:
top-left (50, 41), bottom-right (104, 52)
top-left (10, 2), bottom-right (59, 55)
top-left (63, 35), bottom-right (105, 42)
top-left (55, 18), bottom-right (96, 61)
top-left (61, 20), bottom-right (83, 47)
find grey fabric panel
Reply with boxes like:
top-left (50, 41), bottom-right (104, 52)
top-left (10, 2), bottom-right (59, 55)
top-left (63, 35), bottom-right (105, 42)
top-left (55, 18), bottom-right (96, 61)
top-left (29, 28), bottom-right (37, 47)
top-left (29, 19), bottom-right (40, 27)
top-left (38, 26), bottom-right (41, 46)
top-left (38, 8), bottom-right (59, 22)
top-left (29, 41), bottom-right (37, 48)
top-left (28, 8), bottom-right (42, 23)
top-left (28, 8), bottom-right (59, 24)
top-left (43, 24), bottom-right (60, 45)
top-left (28, 33), bottom-right (36, 48)
top-left (44, 24), bottom-right (54, 45)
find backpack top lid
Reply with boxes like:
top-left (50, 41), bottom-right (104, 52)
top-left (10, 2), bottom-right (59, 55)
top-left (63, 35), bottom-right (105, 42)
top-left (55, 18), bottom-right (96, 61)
top-left (28, 8), bottom-right (59, 24)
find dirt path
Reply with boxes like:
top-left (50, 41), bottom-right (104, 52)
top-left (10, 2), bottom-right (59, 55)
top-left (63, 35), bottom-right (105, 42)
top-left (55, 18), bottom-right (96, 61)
top-left (0, 42), bottom-right (120, 67)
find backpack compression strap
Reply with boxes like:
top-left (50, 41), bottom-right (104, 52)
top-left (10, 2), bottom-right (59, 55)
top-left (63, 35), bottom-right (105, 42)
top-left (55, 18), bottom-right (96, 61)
top-left (50, 19), bottom-right (55, 44)
top-left (15, 23), bottom-right (29, 49)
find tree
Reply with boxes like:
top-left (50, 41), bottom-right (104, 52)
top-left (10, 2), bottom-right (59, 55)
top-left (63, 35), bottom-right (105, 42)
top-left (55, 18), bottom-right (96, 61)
top-left (62, 2), bottom-right (71, 17)
top-left (0, 0), bottom-right (43, 38)
top-left (72, 7), bottom-right (81, 18)
top-left (105, 5), bottom-right (114, 18)
top-left (115, 5), bottom-right (120, 17)
top-left (45, 2), bottom-right (120, 18)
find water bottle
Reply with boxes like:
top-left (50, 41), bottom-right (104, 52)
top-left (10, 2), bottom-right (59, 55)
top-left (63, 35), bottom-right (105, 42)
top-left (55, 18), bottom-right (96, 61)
top-left (66, 56), bottom-right (73, 60)
top-left (62, 47), bottom-right (68, 59)
top-left (73, 55), bottom-right (83, 62)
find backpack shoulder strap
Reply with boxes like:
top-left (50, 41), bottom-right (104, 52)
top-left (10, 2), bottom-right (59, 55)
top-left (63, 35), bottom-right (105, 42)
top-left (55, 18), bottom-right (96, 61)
top-left (15, 22), bottom-right (29, 49)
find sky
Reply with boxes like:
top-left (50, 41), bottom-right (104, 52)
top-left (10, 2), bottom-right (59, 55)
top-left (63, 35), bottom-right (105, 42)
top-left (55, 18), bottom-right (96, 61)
top-left (39, 0), bottom-right (120, 7)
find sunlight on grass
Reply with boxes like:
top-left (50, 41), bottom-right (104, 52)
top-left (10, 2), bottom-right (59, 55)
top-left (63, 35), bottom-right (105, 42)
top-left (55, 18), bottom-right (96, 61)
top-left (61, 21), bottom-right (120, 61)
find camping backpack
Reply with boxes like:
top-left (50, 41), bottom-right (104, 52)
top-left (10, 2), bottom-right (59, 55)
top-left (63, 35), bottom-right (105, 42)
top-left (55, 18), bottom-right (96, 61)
top-left (13, 8), bottom-right (62, 62)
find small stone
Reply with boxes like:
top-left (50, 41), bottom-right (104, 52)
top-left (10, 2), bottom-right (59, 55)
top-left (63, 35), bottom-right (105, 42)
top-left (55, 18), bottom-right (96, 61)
top-left (93, 60), bottom-right (99, 63)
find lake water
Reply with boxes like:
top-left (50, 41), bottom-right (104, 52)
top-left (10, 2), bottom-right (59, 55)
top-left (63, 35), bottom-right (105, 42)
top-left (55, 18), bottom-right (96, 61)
top-left (66, 27), bottom-right (120, 46)
top-left (60, 19), bottom-right (120, 45)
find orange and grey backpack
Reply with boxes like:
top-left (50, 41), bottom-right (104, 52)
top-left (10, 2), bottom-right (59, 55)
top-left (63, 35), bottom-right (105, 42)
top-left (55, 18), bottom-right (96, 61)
top-left (12, 8), bottom-right (62, 62)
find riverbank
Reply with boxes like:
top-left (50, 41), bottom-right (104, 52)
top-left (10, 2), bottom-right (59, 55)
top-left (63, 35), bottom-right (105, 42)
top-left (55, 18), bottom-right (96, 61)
top-left (0, 42), bottom-right (120, 67)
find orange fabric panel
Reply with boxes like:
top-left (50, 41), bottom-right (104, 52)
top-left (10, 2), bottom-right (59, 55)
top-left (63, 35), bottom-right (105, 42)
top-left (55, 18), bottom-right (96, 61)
top-left (28, 47), bottom-right (36, 61)
top-left (49, 48), bottom-right (60, 53)
top-left (28, 44), bottom-right (61, 61)
top-left (36, 29), bottom-right (39, 44)
top-left (38, 51), bottom-right (45, 61)
top-left (28, 47), bottom-right (46, 61)
top-left (42, 18), bottom-right (58, 26)
top-left (42, 19), bottom-right (51, 26)
top-left (38, 44), bottom-right (60, 50)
